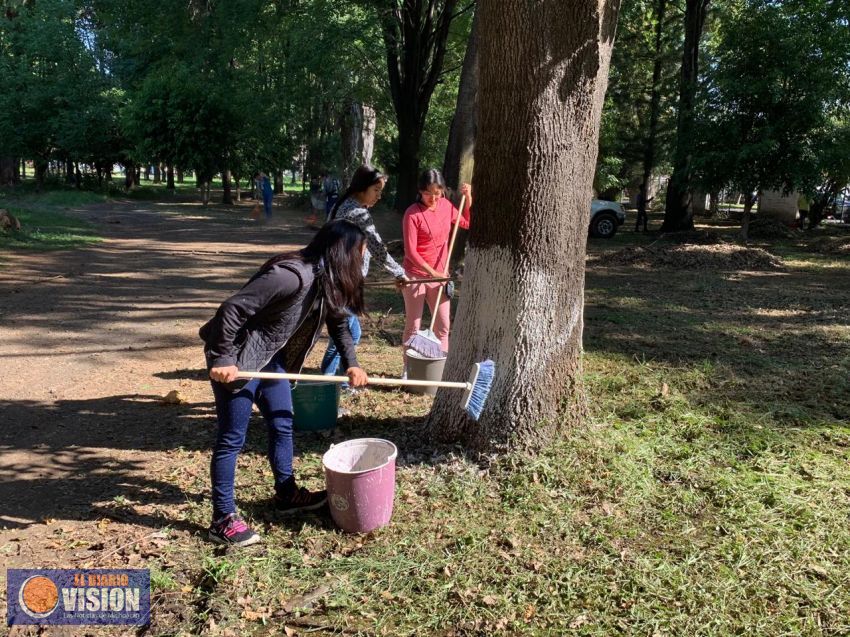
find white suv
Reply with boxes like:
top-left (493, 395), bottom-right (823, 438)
top-left (589, 199), bottom-right (626, 238)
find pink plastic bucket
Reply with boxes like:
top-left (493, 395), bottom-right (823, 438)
top-left (322, 438), bottom-right (398, 534)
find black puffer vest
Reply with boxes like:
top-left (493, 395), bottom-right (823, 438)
top-left (199, 258), bottom-right (356, 379)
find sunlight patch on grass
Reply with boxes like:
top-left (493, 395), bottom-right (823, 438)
top-left (0, 207), bottom-right (102, 250)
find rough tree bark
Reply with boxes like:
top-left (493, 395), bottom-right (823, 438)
top-left (340, 101), bottom-right (377, 184)
top-left (428, 0), bottom-right (622, 452)
top-left (442, 10), bottom-right (478, 193)
top-left (166, 164), bottom-right (175, 190)
top-left (641, 0), bottom-right (667, 189)
top-left (739, 190), bottom-right (756, 242)
top-left (124, 162), bottom-right (136, 190)
top-left (661, 0), bottom-right (710, 231)
top-left (378, 0), bottom-right (459, 211)
top-left (222, 168), bottom-right (233, 204)
top-left (0, 157), bottom-right (17, 185)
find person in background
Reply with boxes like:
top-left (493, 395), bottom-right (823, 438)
top-left (254, 171), bottom-right (274, 221)
top-left (200, 220), bottom-right (370, 546)
top-left (798, 193), bottom-right (811, 230)
top-left (322, 165), bottom-right (407, 388)
top-left (402, 168), bottom-right (471, 360)
top-left (323, 171), bottom-right (342, 221)
top-left (635, 182), bottom-right (652, 232)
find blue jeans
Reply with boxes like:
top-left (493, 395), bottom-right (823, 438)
top-left (325, 195), bottom-right (338, 221)
top-left (210, 355), bottom-right (293, 519)
top-left (320, 313), bottom-right (361, 382)
top-left (263, 192), bottom-right (273, 219)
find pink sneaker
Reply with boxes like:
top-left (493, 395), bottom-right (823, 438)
top-left (208, 513), bottom-right (261, 547)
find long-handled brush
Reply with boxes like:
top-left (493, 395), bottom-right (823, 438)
top-left (364, 276), bottom-right (454, 288)
top-left (237, 359), bottom-right (494, 421)
top-left (404, 195), bottom-right (466, 359)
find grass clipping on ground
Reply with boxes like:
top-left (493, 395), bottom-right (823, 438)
top-left (604, 234), bottom-right (784, 270)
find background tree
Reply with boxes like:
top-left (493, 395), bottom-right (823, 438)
top-left (661, 0), bottom-right (710, 231)
top-left (429, 0), bottom-right (622, 452)
top-left (691, 0), bottom-right (850, 239)
top-left (442, 9), bottom-right (477, 193)
top-left (372, 0), bottom-right (466, 210)
top-left (596, 0), bottom-right (681, 198)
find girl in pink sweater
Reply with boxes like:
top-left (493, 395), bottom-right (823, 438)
top-left (402, 169), bottom-right (472, 357)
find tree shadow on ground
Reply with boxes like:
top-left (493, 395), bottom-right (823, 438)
top-left (584, 260), bottom-right (850, 426)
top-left (0, 392), bottom-right (461, 532)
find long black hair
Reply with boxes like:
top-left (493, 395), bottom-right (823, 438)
top-left (262, 220), bottom-right (366, 316)
top-left (416, 168), bottom-right (447, 204)
top-left (330, 164), bottom-right (386, 219)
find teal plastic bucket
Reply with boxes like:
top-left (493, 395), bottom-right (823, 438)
top-left (292, 382), bottom-right (340, 432)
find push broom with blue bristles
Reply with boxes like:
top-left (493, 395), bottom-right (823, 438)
top-left (237, 359), bottom-right (495, 420)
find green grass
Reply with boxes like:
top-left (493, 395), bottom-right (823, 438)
top-left (148, 233), bottom-right (850, 635)
top-left (0, 206), bottom-right (102, 250)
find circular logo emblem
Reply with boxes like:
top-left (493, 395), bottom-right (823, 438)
top-left (19, 575), bottom-right (59, 618)
top-left (331, 494), bottom-right (349, 512)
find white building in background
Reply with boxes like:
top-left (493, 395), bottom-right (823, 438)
top-left (758, 190), bottom-right (799, 224)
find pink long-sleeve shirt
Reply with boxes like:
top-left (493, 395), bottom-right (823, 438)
top-left (402, 198), bottom-right (471, 278)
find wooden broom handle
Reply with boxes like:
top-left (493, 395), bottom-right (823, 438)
top-left (237, 370), bottom-right (469, 389)
top-left (429, 194), bottom-right (466, 332)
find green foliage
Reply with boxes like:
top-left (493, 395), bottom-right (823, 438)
top-left (692, 0), bottom-right (850, 197)
top-left (0, 0), bottom-right (122, 173)
top-left (598, 0), bottom-right (681, 190)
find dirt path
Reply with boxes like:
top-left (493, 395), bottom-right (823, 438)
top-left (0, 199), bottom-right (323, 574)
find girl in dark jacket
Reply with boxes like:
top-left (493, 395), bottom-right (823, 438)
top-left (200, 220), bottom-right (369, 546)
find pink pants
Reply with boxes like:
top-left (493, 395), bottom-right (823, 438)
top-left (402, 281), bottom-right (451, 352)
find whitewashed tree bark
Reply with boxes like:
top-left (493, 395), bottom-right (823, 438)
top-left (428, 0), bottom-right (622, 452)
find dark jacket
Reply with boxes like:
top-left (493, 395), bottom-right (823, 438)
top-left (199, 258), bottom-right (359, 380)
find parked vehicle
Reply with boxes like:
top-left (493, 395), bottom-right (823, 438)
top-left (589, 199), bottom-right (626, 238)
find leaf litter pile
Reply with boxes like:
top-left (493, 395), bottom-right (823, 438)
top-left (602, 231), bottom-right (784, 270)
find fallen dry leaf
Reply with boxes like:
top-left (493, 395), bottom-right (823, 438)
top-left (161, 390), bottom-right (187, 405)
top-left (569, 613), bottom-right (589, 629)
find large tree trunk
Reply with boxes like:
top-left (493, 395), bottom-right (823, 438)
top-left (395, 122), bottom-right (422, 211)
top-left (0, 157), bottom-right (17, 185)
top-left (429, 0), bottom-right (622, 452)
top-left (35, 158), bottom-right (48, 192)
top-left (443, 11), bottom-right (479, 193)
top-left (166, 164), bottom-right (175, 190)
top-left (340, 101), bottom-right (377, 184)
top-left (176, 169), bottom-right (184, 184)
top-left (641, 0), bottom-right (667, 189)
top-left (20, 158), bottom-right (26, 179)
top-left (273, 171), bottom-right (283, 195)
top-left (661, 0), bottom-right (710, 232)
top-left (222, 169), bottom-right (233, 204)
top-left (124, 162), bottom-right (136, 190)
top-left (739, 191), bottom-right (756, 242)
